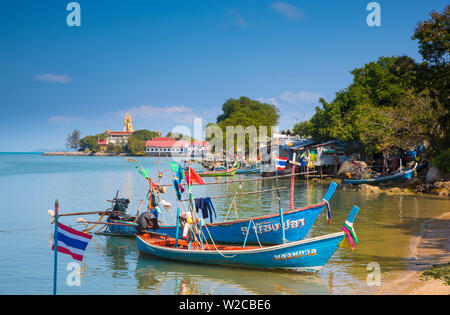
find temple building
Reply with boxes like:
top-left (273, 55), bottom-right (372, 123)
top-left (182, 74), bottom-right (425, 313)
top-left (98, 113), bottom-right (135, 147)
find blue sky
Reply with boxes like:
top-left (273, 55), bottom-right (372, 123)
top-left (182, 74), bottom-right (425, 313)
top-left (0, 0), bottom-right (447, 151)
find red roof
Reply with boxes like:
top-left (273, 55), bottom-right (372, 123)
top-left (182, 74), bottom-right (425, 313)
top-left (191, 141), bottom-right (209, 147)
top-left (98, 138), bottom-right (108, 145)
top-left (106, 131), bottom-right (134, 136)
top-left (145, 137), bottom-right (188, 148)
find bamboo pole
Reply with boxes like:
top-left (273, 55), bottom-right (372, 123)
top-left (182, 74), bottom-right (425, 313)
top-left (157, 171), bottom-right (317, 187)
top-left (58, 210), bottom-right (109, 217)
top-left (81, 221), bottom-right (137, 227)
top-left (180, 186), bottom-right (288, 202)
top-left (290, 152), bottom-right (296, 210)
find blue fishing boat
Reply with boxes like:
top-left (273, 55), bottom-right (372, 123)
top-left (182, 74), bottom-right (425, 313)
top-left (136, 206), bottom-right (360, 272)
top-left (342, 166), bottom-right (416, 185)
top-left (105, 182), bottom-right (338, 244)
top-left (235, 166), bottom-right (262, 175)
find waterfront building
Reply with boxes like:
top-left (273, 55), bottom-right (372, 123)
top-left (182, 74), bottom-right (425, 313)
top-left (98, 113), bottom-right (135, 147)
top-left (145, 137), bottom-right (210, 158)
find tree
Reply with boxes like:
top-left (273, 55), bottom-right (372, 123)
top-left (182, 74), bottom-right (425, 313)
top-left (360, 91), bottom-right (446, 153)
top-left (412, 5), bottom-right (449, 65)
top-left (217, 96), bottom-right (279, 129)
top-left (125, 129), bottom-right (159, 155)
top-left (412, 6), bottom-right (450, 152)
top-left (126, 136), bottom-right (145, 156)
top-left (65, 129), bottom-right (81, 150)
top-left (215, 97), bottom-right (279, 157)
top-left (294, 56), bottom-right (425, 154)
top-left (79, 133), bottom-right (105, 152)
top-left (131, 129), bottom-right (159, 141)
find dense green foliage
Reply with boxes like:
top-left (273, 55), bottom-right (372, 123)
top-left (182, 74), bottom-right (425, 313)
top-left (125, 129), bottom-right (160, 155)
top-left (216, 97), bottom-right (279, 130)
top-left (165, 132), bottom-right (196, 142)
top-left (294, 6), bottom-right (449, 157)
top-left (78, 129), bottom-right (158, 155)
top-left (213, 97), bottom-right (279, 155)
top-left (412, 6), bottom-right (449, 65)
top-left (79, 134), bottom-right (106, 152)
top-left (431, 149), bottom-right (450, 172)
top-left (421, 263), bottom-right (450, 285)
top-left (132, 130), bottom-right (159, 141)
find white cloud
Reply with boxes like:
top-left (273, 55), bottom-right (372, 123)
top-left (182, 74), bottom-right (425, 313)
top-left (35, 73), bottom-right (72, 84)
top-left (270, 2), bottom-right (305, 20)
top-left (117, 105), bottom-right (197, 124)
top-left (256, 97), bottom-right (281, 107)
top-left (279, 91), bottom-right (323, 105)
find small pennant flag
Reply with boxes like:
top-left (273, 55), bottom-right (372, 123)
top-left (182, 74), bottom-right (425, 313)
top-left (52, 222), bottom-right (92, 261)
top-left (184, 167), bottom-right (205, 185)
top-left (275, 157), bottom-right (288, 170)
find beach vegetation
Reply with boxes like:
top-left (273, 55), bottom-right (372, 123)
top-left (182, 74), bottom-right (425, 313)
top-left (294, 6), bottom-right (449, 158)
top-left (431, 149), bottom-right (450, 172)
top-left (421, 263), bottom-right (450, 285)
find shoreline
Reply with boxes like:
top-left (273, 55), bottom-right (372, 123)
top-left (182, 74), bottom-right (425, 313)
top-left (375, 212), bottom-right (450, 295)
top-left (43, 151), bottom-right (134, 156)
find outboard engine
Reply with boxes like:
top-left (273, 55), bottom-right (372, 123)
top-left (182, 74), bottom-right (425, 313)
top-left (109, 198), bottom-right (131, 220)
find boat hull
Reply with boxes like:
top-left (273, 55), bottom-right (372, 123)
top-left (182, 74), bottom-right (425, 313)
top-left (342, 168), bottom-right (415, 185)
top-left (136, 232), bottom-right (346, 271)
top-left (235, 167), bottom-right (262, 175)
top-left (103, 202), bottom-right (328, 244)
top-left (198, 168), bottom-right (237, 177)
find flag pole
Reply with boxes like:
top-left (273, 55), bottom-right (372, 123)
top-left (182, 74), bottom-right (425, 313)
top-left (52, 199), bottom-right (59, 295)
top-left (290, 152), bottom-right (296, 210)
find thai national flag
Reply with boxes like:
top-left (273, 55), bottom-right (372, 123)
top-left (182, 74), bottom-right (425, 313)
top-left (275, 156), bottom-right (288, 170)
top-left (52, 223), bottom-right (92, 261)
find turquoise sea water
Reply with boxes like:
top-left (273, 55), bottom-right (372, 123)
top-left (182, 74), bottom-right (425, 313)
top-left (0, 154), bottom-right (448, 295)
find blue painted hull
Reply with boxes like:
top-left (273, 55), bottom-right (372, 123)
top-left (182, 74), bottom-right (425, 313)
top-left (103, 221), bottom-right (138, 236)
top-left (136, 232), bottom-right (346, 271)
top-left (102, 182), bottom-right (338, 244)
top-left (104, 202), bottom-right (328, 244)
top-left (235, 167), bottom-right (261, 174)
top-left (342, 168), bottom-right (415, 185)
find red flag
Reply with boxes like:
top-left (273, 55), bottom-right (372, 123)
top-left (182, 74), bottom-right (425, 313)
top-left (184, 167), bottom-right (205, 185)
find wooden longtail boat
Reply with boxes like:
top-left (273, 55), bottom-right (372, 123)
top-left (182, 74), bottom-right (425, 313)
top-left (342, 165), bottom-right (416, 185)
top-left (136, 206), bottom-right (360, 272)
top-left (197, 167), bottom-right (237, 177)
top-left (104, 182), bottom-right (338, 244)
top-left (235, 166), bottom-right (262, 175)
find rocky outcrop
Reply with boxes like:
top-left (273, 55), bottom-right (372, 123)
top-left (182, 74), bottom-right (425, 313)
top-left (417, 182), bottom-right (450, 197)
top-left (425, 167), bottom-right (444, 184)
top-left (356, 184), bottom-right (382, 193)
top-left (404, 177), bottom-right (424, 190)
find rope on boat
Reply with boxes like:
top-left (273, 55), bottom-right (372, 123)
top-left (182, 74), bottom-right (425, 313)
top-left (243, 220), bottom-right (263, 248)
top-left (82, 211), bottom-right (108, 233)
top-left (202, 223), bottom-right (237, 259)
top-left (224, 193), bottom-right (238, 221)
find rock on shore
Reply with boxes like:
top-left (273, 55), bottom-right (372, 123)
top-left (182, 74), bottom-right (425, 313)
top-left (417, 181), bottom-right (450, 197)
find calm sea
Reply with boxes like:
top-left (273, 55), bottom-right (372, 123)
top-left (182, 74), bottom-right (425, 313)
top-left (0, 153), bottom-right (448, 295)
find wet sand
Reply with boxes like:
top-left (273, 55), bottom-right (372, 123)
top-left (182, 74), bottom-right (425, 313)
top-left (376, 212), bottom-right (450, 295)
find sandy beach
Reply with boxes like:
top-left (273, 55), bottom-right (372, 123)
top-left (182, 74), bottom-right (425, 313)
top-left (376, 212), bottom-right (450, 295)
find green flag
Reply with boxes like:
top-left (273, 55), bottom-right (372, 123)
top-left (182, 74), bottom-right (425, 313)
top-left (169, 161), bottom-right (179, 174)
